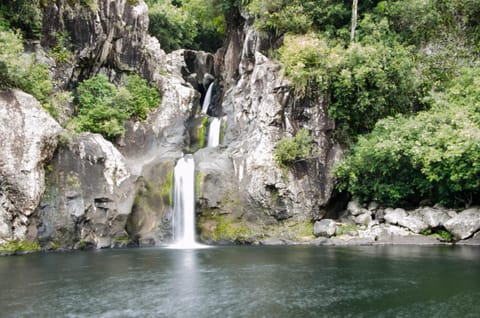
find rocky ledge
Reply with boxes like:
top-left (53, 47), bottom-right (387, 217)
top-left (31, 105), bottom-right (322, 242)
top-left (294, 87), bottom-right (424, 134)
top-left (305, 201), bottom-right (480, 246)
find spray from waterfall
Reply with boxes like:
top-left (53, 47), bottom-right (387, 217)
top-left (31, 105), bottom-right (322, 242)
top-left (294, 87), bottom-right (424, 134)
top-left (201, 82), bottom-right (214, 114)
top-left (207, 118), bottom-right (222, 147)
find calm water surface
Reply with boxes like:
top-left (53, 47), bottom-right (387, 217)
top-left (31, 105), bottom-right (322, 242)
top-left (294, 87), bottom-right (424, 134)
top-left (1, 245), bottom-right (479, 317)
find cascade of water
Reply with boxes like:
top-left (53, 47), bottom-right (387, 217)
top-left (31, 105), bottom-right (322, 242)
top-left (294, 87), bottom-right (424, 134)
top-left (207, 118), bottom-right (222, 147)
top-left (201, 82), bottom-right (214, 114)
top-left (171, 154), bottom-right (199, 248)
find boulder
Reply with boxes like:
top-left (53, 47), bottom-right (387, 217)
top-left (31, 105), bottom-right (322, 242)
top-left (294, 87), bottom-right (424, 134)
top-left (384, 208), bottom-right (428, 233)
top-left (0, 90), bottom-right (62, 242)
top-left (35, 133), bottom-right (134, 249)
top-left (411, 206), bottom-right (453, 228)
top-left (347, 200), bottom-right (369, 216)
top-left (444, 207), bottom-right (480, 240)
top-left (314, 219), bottom-right (337, 238)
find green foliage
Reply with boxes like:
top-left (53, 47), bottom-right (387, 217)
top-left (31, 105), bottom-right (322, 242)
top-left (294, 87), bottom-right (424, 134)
top-left (72, 74), bottom-right (161, 140)
top-left (0, 29), bottom-right (24, 88)
top-left (0, 0), bottom-right (43, 39)
top-left (279, 33), bottom-right (417, 141)
top-left (0, 240), bottom-right (41, 254)
top-left (123, 74), bottom-right (161, 120)
top-left (421, 228), bottom-right (453, 242)
top-left (50, 32), bottom-right (73, 64)
top-left (278, 34), bottom-right (342, 96)
top-left (147, 0), bottom-right (225, 52)
top-left (335, 67), bottom-right (480, 207)
top-left (330, 40), bottom-right (417, 140)
top-left (247, 0), bottom-right (311, 36)
top-left (0, 29), bottom-right (56, 117)
top-left (274, 128), bottom-right (315, 168)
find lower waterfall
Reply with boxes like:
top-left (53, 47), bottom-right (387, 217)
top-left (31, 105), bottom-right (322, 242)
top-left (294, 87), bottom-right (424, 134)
top-left (170, 155), bottom-right (205, 248)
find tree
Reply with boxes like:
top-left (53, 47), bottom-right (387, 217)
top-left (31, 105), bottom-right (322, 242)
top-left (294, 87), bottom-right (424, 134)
top-left (351, 0), bottom-right (358, 43)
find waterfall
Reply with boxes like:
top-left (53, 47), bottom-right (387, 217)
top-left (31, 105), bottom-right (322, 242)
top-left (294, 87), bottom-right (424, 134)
top-left (201, 82), bottom-right (214, 114)
top-left (171, 155), bottom-right (199, 248)
top-left (207, 118), bottom-right (222, 147)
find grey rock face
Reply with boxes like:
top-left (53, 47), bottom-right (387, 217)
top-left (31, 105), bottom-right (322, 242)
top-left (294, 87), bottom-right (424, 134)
top-left (444, 207), bottom-right (480, 240)
top-left (217, 28), bottom-right (341, 223)
top-left (35, 133), bottom-right (134, 249)
top-left (42, 0), bottom-right (165, 85)
top-left (0, 90), bottom-right (62, 243)
top-left (314, 219), bottom-right (337, 238)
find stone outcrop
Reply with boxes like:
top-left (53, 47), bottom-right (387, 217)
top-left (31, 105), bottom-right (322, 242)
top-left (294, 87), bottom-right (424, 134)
top-left (444, 207), bottom-right (480, 240)
top-left (34, 133), bottom-right (134, 249)
top-left (0, 90), bottom-right (62, 244)
top-left (41, 0), bottom-right (166, 86)
top-left (314, 219), bottom-right (337, 238)
top-left (201, 22), bottom-right (341, 227)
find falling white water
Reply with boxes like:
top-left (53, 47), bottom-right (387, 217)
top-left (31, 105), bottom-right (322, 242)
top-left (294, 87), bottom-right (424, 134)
top-left (171, 155), bottom-right (204, 249)
top-left (201, 82), bottom-right (214, 114)
top-left (207, 118), bottom-right (222, 147)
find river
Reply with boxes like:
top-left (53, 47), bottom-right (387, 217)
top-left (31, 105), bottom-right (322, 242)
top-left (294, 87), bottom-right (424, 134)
top-left (1, 245), bottom-right (479, 317)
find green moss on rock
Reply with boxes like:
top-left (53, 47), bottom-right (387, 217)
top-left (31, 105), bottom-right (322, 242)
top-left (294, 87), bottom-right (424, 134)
top-left (0, 240), bottom-right (41, 254)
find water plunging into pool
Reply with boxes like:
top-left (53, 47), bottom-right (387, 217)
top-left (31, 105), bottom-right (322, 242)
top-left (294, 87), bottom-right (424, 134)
top-left (170, 155), bottom-right (205, 249)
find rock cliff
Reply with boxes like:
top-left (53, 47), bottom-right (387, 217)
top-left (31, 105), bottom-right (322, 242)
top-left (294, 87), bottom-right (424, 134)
top-left (1, 1), bottom-right (479, 252)
top-left (0, 90), bottom-right (62, 244)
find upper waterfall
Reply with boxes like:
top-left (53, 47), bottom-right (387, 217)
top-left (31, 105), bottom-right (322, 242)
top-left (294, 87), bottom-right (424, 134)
top-left (201, 82), bottom-right (214, 114)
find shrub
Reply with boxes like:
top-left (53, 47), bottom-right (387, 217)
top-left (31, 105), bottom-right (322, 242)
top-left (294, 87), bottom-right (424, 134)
top-left (329, 40), bottom-right (417, 140)
top-left (278, 33), bottom-right (342, 96)
top-left (72, 74), bottom-right (161, 140)
top-left (0, 0), bottom-right (43, 39)
top-left (334, 67), bottom-right (480, 207)
top-left (147, 0), bottom-right (225, 53)
top-left (274, 128), bottom-right (315, 168)
top-left (0, 29), bottom-right (55, 117)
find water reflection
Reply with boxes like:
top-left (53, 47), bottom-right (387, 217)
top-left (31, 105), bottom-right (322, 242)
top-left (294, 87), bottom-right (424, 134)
top-left (0, 246), bottom-right (479, 317)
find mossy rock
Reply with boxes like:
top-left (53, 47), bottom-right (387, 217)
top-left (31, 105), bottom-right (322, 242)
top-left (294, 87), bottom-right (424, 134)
top-left (0, 240), bottom-right (41, 254)
top-left (198, 214), bottom-right (253, 243)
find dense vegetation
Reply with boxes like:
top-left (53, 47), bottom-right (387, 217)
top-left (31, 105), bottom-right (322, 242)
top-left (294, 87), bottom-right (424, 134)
top-left (146, 0), bottom-right (227, 52)
top-left (1, 0), bottom-right (479, 207)
top-left (70, 74), bottom-right (161, 140)
top-left (248, 0), bottom-right (480, 207)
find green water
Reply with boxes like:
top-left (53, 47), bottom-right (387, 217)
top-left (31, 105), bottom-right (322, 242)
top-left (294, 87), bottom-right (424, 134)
top-left (0, 245), bottom-right (479, 317)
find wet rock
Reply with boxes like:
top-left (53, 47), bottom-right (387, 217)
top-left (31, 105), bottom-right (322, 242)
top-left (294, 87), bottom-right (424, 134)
top-left (444, 207), bottom-right (480, 240)
top-left (314, 219), bottom-right (337, 238)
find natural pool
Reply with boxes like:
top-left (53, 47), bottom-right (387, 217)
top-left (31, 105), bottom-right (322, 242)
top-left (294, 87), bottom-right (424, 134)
top-left (1, 245), bottom-right (479, 317)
